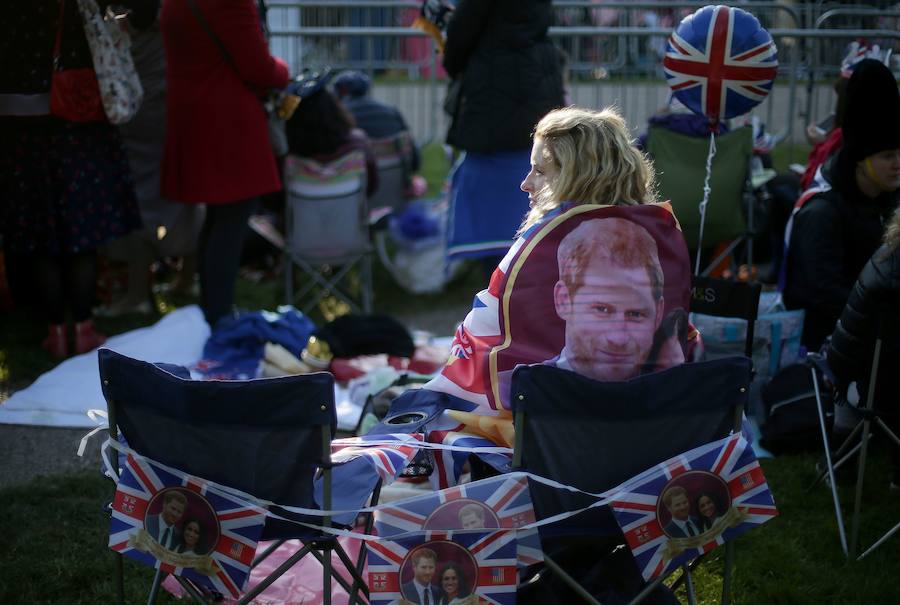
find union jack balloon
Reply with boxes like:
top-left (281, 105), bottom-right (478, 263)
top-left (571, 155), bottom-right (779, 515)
top-left (663, 5), bottom-right (778, 124)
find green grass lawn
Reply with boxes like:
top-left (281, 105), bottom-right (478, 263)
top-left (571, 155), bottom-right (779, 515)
top-left (3, 140), bottom-right (898, 603)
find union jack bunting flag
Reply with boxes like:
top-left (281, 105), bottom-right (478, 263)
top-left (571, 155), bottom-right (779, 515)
top-left (663, 5), bottom-right (778, 122)
top-left (610, 433), bottom-right (777, 581)
top-left (109, 453), bottom-right (268, 598)
top-left (320, 433), bottom-right (423, 525)
top-left (375, 472), bottom-right (543, 568)
top-left (367, 530), bottom-right (520, 605)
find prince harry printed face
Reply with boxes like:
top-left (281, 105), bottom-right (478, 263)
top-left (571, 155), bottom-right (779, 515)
top-left (555, 260), bottom-right (664, 382)
top-left (162, 495), bottom-right (186, 526)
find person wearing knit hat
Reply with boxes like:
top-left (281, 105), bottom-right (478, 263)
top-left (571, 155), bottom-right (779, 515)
top-left (332, 70), bottom-right (421, 174)
top-left (782, 58), bottom-right (900, 350)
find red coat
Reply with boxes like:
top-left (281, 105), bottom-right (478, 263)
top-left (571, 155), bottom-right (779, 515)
top-left (160, 0), bottom-right (289, 204)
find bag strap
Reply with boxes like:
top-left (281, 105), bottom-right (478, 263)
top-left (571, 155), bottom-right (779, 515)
top-left (186, 0), bottom-right (238, 73)
top-left (53, 0), bottom-right (67, 67)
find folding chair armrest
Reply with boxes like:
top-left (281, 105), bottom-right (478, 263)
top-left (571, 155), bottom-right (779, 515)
top-left (805, 352), bottom-right (838, 390)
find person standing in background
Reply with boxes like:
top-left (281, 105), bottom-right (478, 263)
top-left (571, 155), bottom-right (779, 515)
top-left (0, 0), bottom-right (155, 358)
top-left (160, 0), bottom-right (289, 327)
top-left (101, 8), bottom-right (203, 316)
top-left (333, 70), bottom-right (421, 173)
top-left (442, 0), bottom-right (564, 278)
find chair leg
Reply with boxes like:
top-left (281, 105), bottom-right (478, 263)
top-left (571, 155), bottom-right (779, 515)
top-left (333, 542), bottom-right (370, 598)
top-left (235, 543), bottom-right (313, 605)
top-left (851, 410), bottom-right (900, 559)
top-left (811, 366), bottom-right (850, 557)
top-left (807, 422), bottom-right (865, 491)
top-left (284, 254), bottom-right (293, 306)
top-left (858, 521), bottom-right (900, 561)
top-left (252, 539), bottom-right (287, 568)
top-left (173, 575), bottom-right (211, 604)
top-left (147, 568), bottom-right (166, 605)
top-left (669, 553), bottom-right (703, 594)
top-left (323, 542), bottom-right (333, 605)
top-left (361, 255), bottom-right (373, 314)
top-left (542, 554), bottom-right (604, 605)
top-left (875, 417), bottom-right (900, 449)
top-left (721, 541), bottom-right (734, 605)
top-left (348, 480), bottom-right (382, 605)
top-left (682, 564), bottom-right (698, 605)
top-left (629, 574), bottom-right (665, 605)
top-left (849, 416), bottom-right (873, 558)
top-left (114, 551), bottom-right (125, 605)
top-left (309, 545), bottom-right (362, 598)
top-left (296, 261), bottom-right (362, 315)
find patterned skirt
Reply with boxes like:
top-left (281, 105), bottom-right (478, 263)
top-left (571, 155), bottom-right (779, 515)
top-left (0, 116), bottom-right (141, 256)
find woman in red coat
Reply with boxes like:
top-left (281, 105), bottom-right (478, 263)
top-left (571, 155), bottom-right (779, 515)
top-left (160, 0), bottom-right (289, 326)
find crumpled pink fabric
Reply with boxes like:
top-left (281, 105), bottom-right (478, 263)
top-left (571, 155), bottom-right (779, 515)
top-left (163, 537), bottom-right (366, 605)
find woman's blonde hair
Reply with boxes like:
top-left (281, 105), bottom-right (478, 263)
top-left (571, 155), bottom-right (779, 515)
top-left (883, 206), bottom-right (900, 253)
top-left (518, 106), bottom-right (658, 234)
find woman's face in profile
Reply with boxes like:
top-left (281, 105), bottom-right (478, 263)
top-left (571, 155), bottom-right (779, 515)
top-left (183, 521), bottom-right (201, 549)
top-left (698, 495), bottom-right (717, 519)
top-left (442, 568), bottom-right (459, 597)
top-left (521, 137), bottom-right (559, 203)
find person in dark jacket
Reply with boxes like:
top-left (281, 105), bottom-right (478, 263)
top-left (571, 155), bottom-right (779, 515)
top-left (441, 0), bottom-right (565, 272)
top-left (333, 70), bottom-right (420, 172)
top-left (827, 207), bottom-right (900, 487)
top-left (782, 59), bottom-right (900, 350)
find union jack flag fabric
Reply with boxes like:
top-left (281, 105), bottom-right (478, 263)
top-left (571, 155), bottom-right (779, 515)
top-left (388, 203), bottom-right (698, 489)
top-left (109, 453), bottom-right (268, 598)
top-left (367, 530), bottom-right (520, 605)
top-left (609, 433), bottom-right (777, 581)
top-left (331, 433), bottom-right (423, 482)
top-left (375, 472), bottom-right (543, 568)
top-left (319, 433), bottom-right (423, 525)
top-left (664, 5), bottom-right (778, 122)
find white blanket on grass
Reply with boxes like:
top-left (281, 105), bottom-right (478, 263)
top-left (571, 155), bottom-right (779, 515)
top-left (0, 306), bottom-right (373, 431)
top-left (0, 306), bottom-right (211, 428)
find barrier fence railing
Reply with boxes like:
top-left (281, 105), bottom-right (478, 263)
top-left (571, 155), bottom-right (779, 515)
top-left (806, 7), bottom-right (900, 129)
top-left (265, 1), bottom-right (899, 146)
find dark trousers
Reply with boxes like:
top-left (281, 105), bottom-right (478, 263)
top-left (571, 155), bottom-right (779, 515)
top-left (31, 253), bottom-right (98, 324)
top-left (198, 198), bottom-right (256, 327)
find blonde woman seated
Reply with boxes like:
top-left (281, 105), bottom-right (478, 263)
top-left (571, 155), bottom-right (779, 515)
top-left (421, 106), bottom-right (697, 448)
top-left (380, 106), bottom-right (689, 605)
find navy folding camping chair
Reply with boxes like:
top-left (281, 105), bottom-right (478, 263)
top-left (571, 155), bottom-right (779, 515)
top-left (511, 356), bottom-right (752, 605)
top-left (98, 349), bottom-right (379, 605)
top-left (807, 312), bottom-right (900, 560)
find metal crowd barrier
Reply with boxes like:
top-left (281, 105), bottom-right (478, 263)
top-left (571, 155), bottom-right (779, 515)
top-left (264, 1), bottom-right (899, 146)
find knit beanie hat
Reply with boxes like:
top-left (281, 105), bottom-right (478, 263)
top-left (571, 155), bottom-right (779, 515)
top-left (842, 59), bottom-right (900, 161)
top-left (333, 70), bottom-right (371, 99)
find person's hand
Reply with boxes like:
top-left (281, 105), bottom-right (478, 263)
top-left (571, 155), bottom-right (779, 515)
top-left (806, 123), bottom-right (827, 145)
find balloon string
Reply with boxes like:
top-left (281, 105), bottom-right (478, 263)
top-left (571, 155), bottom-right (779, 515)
top-left (694, 131), bottom-right (717, 275)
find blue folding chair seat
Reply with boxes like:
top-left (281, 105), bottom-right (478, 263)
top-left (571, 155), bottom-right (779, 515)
top-left (98, 349), bottom-right (375, 605)
top-left (511, 356), bottom-right (752, 604)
